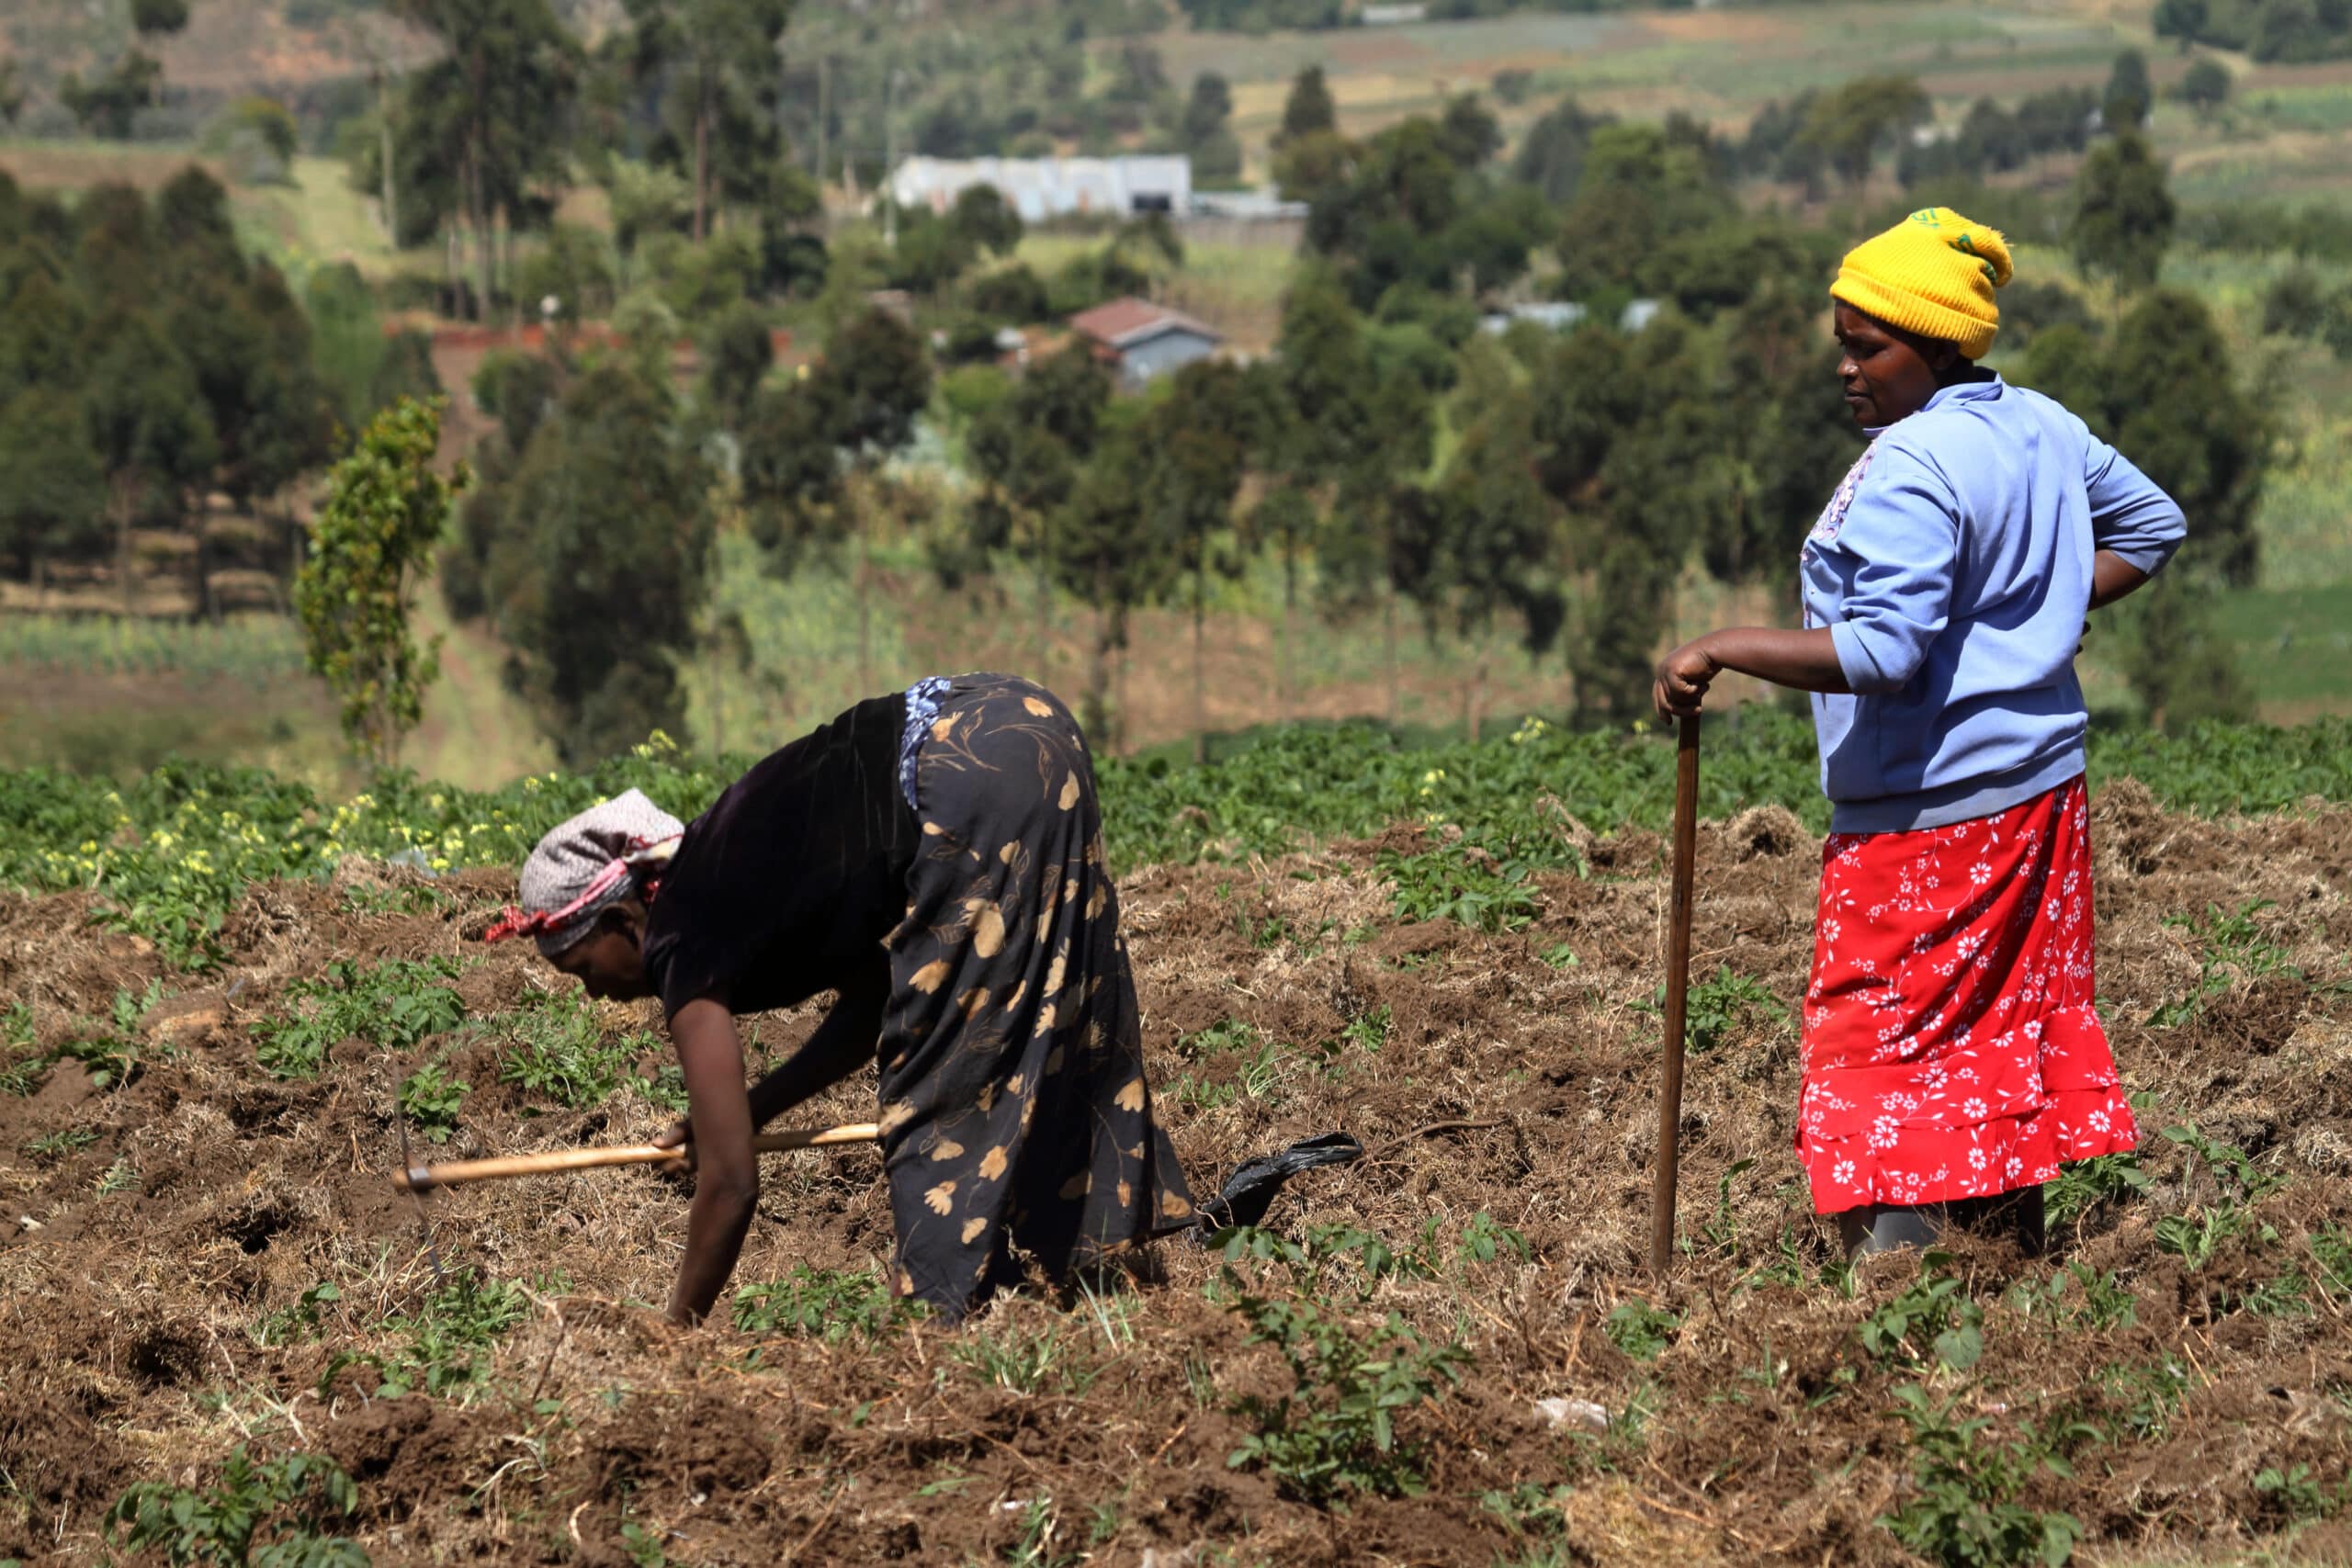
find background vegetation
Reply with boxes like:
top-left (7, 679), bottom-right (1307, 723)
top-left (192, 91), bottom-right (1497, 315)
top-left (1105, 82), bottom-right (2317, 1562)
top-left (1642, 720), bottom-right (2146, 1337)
top-left (0, 0), bottom-right (2348, 791)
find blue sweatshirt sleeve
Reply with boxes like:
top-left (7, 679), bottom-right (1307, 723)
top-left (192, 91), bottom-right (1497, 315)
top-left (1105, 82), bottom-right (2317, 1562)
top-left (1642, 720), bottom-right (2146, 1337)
top-left (2085, 439), bottom-right (2187, 575)
top-left (1825, 444), bottom-right (1960, 696)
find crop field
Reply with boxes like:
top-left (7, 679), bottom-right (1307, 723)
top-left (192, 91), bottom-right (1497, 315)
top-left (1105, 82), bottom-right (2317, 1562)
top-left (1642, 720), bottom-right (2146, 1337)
top-left (3, 717), bottom-right (2351, 1564)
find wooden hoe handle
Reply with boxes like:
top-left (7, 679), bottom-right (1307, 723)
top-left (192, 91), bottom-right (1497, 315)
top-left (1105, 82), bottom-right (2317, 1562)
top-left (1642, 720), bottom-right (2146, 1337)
top-left (395, 1122), bottom-right (882, 1192)
top-left (1648, 715), bottom-right (1702, 1276)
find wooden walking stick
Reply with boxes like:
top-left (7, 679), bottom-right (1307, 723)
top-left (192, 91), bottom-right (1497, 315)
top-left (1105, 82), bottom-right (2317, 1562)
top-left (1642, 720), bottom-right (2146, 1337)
top-left (1648, 714), bottom-right (1702, 1276)
top-left (394, 1122), bottom-right (881, 1193)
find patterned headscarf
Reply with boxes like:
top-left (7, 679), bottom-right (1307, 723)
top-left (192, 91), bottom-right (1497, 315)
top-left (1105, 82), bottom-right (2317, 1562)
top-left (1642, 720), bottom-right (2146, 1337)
top-left (481, 789), bottom-right (684, 956)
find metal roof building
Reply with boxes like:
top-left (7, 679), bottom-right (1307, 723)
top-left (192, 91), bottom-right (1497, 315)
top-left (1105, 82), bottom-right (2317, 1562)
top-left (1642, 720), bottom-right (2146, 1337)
top-left (1069, 297), bottom-right (1224, 389)
top-left (887, 155), bottom-right (1193, 223)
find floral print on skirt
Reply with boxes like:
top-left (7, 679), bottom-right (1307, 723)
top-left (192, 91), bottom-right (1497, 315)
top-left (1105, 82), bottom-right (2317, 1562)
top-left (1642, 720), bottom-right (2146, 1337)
top-left (876, 672), bottom-right (1195, 1319)
top-left (1796, 775), bottom-right (2135, 1214)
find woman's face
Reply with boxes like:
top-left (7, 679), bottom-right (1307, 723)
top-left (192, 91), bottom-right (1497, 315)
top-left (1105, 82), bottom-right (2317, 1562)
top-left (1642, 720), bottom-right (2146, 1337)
top-left (1833, 300), bottom-right (1958, 428)
top-left (548, 908), bottom-right (650, 1001)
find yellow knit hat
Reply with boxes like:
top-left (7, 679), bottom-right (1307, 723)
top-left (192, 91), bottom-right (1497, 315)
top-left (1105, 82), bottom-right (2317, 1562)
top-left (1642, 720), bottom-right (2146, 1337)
top-left (1829, 208), bottom-right (2013, 361)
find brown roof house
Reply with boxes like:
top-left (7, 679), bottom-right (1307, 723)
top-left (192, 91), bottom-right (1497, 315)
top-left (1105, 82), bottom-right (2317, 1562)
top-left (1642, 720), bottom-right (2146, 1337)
top-left (1068, 298), bottom-right (1225, 389)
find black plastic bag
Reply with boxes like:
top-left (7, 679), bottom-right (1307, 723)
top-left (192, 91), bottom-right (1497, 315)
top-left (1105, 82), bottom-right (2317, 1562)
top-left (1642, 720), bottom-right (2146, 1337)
top-left (1193, 1131), bottom-right (1363, 1236)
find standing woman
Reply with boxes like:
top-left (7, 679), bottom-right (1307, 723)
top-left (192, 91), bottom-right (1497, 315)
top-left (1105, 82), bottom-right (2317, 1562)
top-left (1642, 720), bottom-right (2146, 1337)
top-left (1654, 209), bottom-right (2187, 1256)
top-left (485, 673), bottom-right (1195, 1323)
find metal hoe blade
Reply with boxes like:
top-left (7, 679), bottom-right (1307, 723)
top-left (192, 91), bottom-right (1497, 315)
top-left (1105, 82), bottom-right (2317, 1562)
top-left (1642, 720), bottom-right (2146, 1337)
top-left (397, 1111), bottom-right (447, 1286)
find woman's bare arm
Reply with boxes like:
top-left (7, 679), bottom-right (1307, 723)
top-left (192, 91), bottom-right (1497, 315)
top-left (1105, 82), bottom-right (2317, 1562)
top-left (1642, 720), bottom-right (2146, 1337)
top-left (2089, 549), bottom-right (2151, 611)
top-left (1655, 626), bottom-right (1851, 721)
top-left (664, 998), bottom-right (758, 1326)
top-left (746, 966), bottom-right (887, 1129)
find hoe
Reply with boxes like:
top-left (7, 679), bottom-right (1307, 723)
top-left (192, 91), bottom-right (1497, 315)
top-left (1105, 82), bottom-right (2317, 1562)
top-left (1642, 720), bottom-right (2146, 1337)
top-left (392, 1122), bottom-right (881, 1193)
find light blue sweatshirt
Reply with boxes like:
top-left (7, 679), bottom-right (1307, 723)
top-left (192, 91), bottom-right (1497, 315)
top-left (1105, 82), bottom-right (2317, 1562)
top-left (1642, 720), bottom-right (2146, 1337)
top-left (1801, 375), bottom-right (2186, 834)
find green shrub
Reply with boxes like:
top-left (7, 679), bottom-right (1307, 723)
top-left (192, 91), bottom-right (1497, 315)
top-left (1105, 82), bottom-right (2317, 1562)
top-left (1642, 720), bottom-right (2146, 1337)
top-left (1857, 1253), bottom-right (1984, 1372)
top-left (1877, 1384), bottom-right (2087, 1568)
top-left (1641, 964), bottom-right (1790, 1055)
top-left (492, 991), bottom-right (644, 1110)
top-left (331, 1267), bottom-right (533, 1399)
top-left (1223, 1290), bottom-right (1469, 1506)
top-left (732, 1266), bottom-right (920, 1346)
top-left (2152, 1120), bottom-right (2287, 1269)
top-left (1602, 1299), bottom-right (1679, 1362)
top-left (397, 1064), bottom-right (468, 1144)
top-left (1377, 842), bottom-right (1543, 933)
top-left (2148, 900), bottom-right (2300, 1027)
top-left (107, 1447), bottom-right (365, 1567)
top-left (2043, 1150), bottom-right (2152, 1227)
top-left (254, 957), bottom-right (464, 1079)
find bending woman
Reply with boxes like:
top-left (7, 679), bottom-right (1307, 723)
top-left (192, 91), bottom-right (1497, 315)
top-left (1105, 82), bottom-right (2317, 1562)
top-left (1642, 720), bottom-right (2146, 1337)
top-left (487, 673), bottom-right (1195, 1323)
top-left (1653, 209), bottom-right (2186, 1258)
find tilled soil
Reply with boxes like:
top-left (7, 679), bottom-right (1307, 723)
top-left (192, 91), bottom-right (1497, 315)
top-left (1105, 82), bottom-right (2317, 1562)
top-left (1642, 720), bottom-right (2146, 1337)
top-left (3, 781), bottom-right (2350, 1565)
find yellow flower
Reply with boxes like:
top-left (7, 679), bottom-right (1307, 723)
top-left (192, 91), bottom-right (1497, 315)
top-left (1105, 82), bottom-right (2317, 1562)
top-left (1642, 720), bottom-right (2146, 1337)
top-left (430, 857), bottom-right (450, 872)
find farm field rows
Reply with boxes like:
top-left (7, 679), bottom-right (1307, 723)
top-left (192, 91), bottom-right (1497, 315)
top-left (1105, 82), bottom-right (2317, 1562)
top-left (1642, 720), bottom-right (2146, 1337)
top-left (3, 721), bottom-right (2351, 1564)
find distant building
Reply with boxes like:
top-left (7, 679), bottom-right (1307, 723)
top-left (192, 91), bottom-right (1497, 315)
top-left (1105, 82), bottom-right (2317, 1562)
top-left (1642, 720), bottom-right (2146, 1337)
top-left (888, 155), bottom-right (1192, 223)
top-left (1361, 3), bottom-right (1429, 22)
top-left (1478, 299), bottom-right (1661, 336)
top-left (1069, 297), bottom-right (1224, 388)
top-left (1188, 186), bottom-right (1310, 221)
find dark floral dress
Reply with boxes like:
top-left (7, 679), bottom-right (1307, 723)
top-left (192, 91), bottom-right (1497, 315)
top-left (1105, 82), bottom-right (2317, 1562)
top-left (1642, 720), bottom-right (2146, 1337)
top-left (876, 673), bottom-right (1195, 1313)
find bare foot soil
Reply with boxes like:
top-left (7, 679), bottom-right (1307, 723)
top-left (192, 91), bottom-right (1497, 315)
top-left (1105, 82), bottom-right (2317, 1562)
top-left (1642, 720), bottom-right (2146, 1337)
top-left (3, 783), bottom-right (2349, 1565)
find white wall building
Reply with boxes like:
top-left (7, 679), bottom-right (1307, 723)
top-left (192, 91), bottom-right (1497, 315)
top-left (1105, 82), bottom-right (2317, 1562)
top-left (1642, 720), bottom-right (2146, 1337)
top-left (887, 155), bottom-right (1193, 223)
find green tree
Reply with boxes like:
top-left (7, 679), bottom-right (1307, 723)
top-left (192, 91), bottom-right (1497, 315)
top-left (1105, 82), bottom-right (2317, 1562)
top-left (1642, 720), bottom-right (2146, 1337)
top-left (1552, 121), bottom-right (1724, 299)
top-left (813, 305), bottom-right (931, 694)
top-left (1706, 287), bottom-right (1864, 583)
top-left (1049, 423), bottom-right (1165, 747)
top-left (2102, 49), bottom-right (2154, 130)
top-left (0, 391), bottom-right (108, 602)
top-left (1241, 476), bottom-right (1319, 720)
top-left (2154, 0), bottom-right (2210, 49)
top-left (516, 223), bottom-right (617, 321)
top-left (701, 299), bottom-right (774, 429)
top-left (1143, 361), bottom-right (1252, 762)
top-left (60, 51), bottom-right (164, 141)
top-left (967, 341), bottom-right (1113, 686)
top-left (2017, 291), bottom-right (2267, 726)
top-left (1510, 96), bottom-right (1611, 203)
top-left (622, 0), bottom-right (794, 242)
top-left (1429, 399), bottom-right (1562, 739)
top-left (130, 0), bottom-right (191, 33)
top-left (2073, 131), bottom-right (2175, 291)
top-left (0, 59), bottom-right (28, 130)
top-left (293, 398), bottom-right (468, 767)
top-left (391, 0), bottom-right (582, 320)
top-left (1182, 71), bottom-right (1242, 181)
top-left (2261, 266), bottom-right (2326, 337)
top-left (948, 184), bottom-right (1024, 260)
top-left (1793, 74), bottom-right (1930, 194)
top-left (1529, 317), bottom-right (1736, 721)
top-left (740, 368), bottom-right (847, 570)
top-left (1437, 93), bottom-right (1502, 169)
top-left (1277, 64), bottom-right (1336, 146)
top-left (84, 314), bottom-right (217, 616)
top-left (492, 362), bottom-right (715, 761)
top-left (2179, 56), bottom-right (2232, 118)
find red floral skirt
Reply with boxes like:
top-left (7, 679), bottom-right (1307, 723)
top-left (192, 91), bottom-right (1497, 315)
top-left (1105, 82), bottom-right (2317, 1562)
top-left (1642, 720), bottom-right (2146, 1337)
top-left (1796, 775), bottom-right (2135, 1214)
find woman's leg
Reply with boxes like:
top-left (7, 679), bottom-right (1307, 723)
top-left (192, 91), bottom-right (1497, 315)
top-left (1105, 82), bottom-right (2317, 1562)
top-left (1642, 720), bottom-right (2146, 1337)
top-left (1838, 1188), bottom-right (2047, 1259)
